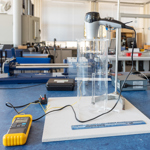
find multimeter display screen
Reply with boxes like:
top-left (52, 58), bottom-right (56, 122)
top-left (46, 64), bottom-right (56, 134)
top-left (15, 119), bottom-right (28, 123)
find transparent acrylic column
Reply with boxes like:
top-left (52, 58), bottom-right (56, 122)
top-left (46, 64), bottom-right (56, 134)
top-left (77, 39), bottom-right (109, 120)
top-left (92, 73), bottom-right (95, 105)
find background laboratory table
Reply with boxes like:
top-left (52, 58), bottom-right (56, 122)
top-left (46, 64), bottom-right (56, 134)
top-left (108, 53), bottom-right (150, 72)
top-left (0, 82), bottom-right (150, 150)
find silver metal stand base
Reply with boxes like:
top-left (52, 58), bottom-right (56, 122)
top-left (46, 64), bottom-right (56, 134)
top-left (108, 92), bottom-right (126, 110)
top-left (94, 92), bottom-right (126, 110)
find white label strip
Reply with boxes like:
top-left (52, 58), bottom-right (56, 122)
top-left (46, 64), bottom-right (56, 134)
top-left (54, 80), bottom-right (69, 83)
top-left (133, 81), bottom-right (143, 89)
top-left (75, 78), bottom-right (111, 81)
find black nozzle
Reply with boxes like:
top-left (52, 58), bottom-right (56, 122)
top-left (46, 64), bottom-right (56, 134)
top-left (85, 12), bottom-right (100, 23)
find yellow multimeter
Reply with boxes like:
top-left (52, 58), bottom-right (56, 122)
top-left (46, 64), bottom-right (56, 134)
top-left (3, 114), bottom-right (32, 146)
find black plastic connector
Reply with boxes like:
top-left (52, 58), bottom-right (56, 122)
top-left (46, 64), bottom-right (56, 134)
top-left (123, 83), bottom-right (128, 88)
top-left (39, 94), bottom-right (47, 104)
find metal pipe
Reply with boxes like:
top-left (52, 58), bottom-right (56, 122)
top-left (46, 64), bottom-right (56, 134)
top-left (115, 0), bottom-right (120, 94)
top-left (13, 0), bottom-right (22, 47)
top-left (54, 0), bottom-right (144, 5)
top-left (97, 1), bottom-right (144, 6)
top-left (121, 13), bottom-right (150, 18)
top-left (28, 0), bottom-right (31, 15)
top-left (24, 0), bottom-right (28, 15)
top-left (90, 0), bottom-right (144, 6)
top-left (17, 63), bottom-right (69, 66)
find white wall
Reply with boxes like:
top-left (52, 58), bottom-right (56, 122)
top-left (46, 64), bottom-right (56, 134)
top-left (41, 0), bottom-right (90, 41)
top-left (144, 3), bottom-right (150, 45)
top-left (0, 14), bottom-right (13, 44)
top-left (0, 0), bottom-right (13, 44)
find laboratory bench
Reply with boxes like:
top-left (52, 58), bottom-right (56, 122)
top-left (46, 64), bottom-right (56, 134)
top-left (50, 48), bottom-right (150, 72)
top-left (0, 82), bottom-right (150, 150)
top-left (49, 49), bottom-right (150, 71)
top-left (2, 49), bottom-right (150, 73)
top-left (108, 53), bottom-right (150, 72)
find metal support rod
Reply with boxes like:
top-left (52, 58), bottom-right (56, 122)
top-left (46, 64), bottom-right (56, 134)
top-left (24, 0), bottom-right (28, 15)
top-left (54, 39), bottom-right (56, 63)
top-left (107, 29), bottom-right (111, 47)
top-left (13, 0), bottom-right (22, 47)
top-left (115, 0), bottom-right (120, 94)
top-left (121, 13), bottom-right (150, 18)
top-left (28, 0), bottom-right (31, 15)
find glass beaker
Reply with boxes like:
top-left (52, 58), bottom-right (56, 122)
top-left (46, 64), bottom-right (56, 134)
top-left (77, 38), bottom-right (109, 120)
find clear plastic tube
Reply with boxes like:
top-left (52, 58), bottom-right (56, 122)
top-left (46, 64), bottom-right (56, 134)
top-left (77, 39), bottom-right (109, 120)
top-left (92, 73), bottom-right (95, 105)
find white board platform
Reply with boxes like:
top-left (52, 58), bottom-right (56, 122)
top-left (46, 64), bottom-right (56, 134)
top-left (42, 97), bottom-right (150, 142)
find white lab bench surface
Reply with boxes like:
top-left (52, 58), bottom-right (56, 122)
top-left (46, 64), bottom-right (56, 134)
top-left (108, 52), bottom-right (150, 72)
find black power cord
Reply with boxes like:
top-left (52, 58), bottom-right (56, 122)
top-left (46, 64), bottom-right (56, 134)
top-left (6, 100), bottom-right (39, 109)
top-left (6, 102), bottom-right (20, 114)
top-left (6, 95), bottom-right (47, 110)
top-left (125, 21), bottom-right (133, 24)
top-left (0, 83), bottom-right (45, 90)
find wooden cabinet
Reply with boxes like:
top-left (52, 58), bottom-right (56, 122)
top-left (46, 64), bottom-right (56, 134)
top-left (137, 33), bottom-right (142, 49)
top-left (111, 28), bottom-right (135, 39)
top-left (111, 29), bottom-right (142, 48)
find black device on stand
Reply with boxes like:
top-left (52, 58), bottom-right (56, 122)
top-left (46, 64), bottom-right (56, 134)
top-left (54, 38), bottom-right (57, 63)
top-left (0, 50), bottom-right (3, 73)
top-left (127, 38), bottom-right (137, 48)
